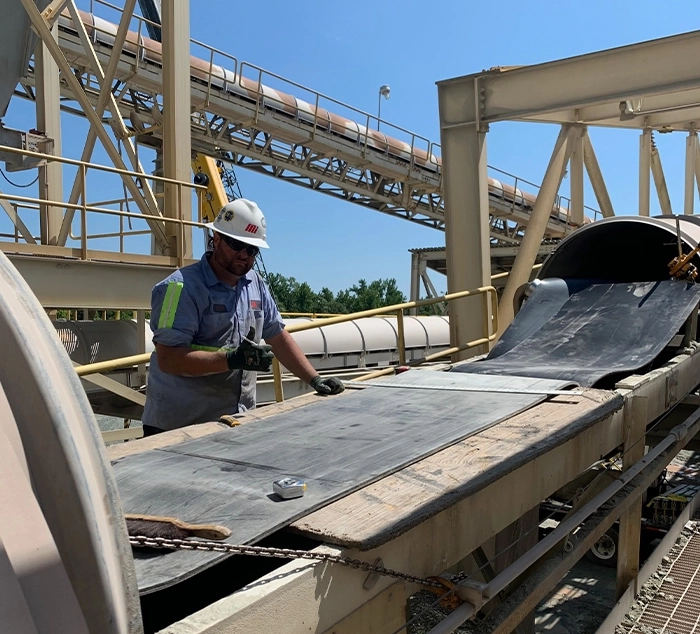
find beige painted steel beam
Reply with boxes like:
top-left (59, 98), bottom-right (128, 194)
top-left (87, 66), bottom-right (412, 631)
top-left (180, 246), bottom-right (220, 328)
top-left (570, 127), bottom-right (585, 226)
top-left (75, 368), bottom-right (146, 408)
top-left (58, 0), bottom-right (155, 247)
top-left (583, 133), bottom-right (615, 218)
top-left (161, 0), bottom-right (193, 259)
top-left (466, 31), bottom-right (700, 124)
top-left (420, 271), bottom-right (447, 315)
top-left (639, 130), bottom-right (651, 217)
top-left (616, 396), bottom-right (647, 598)
top-left (437, 76), bottom-right (491, 360)
top-left (136, 310), bottom-right (147, 386)
top-left (0, 195), bottom-right (35, 244)
top-left (5, 254), bottom-right (175, 309)
top-left (41, 0), bottom-right (70, 24)
top-left (521, 91), bottom-right (700, 131)
top-left (409, 251), bottom-right (422, 314)
top-left (499, 125), bottom-right (575, 333)
top-left (650, 136), bottom-right (673, 216)
top-left (34, 20), bottom-right (62, 245)
top-left (696, 144), bottom-right (700, 200)
top-left (19, 0), bottom-right (170, 253)
top-left (685, 132), bottom-right (698, 215)
top-left (65, 0), bottom-right (128, 141)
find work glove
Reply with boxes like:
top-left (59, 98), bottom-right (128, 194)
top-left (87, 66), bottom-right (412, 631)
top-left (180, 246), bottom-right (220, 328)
top-left (310, 375), bottom-right (345, 395)
top-left (226, 328), bottom-right (274, 372)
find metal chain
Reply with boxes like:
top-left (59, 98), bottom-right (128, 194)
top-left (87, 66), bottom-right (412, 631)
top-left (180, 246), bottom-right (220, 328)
top-left (129, 535), bottom-right (444, 589)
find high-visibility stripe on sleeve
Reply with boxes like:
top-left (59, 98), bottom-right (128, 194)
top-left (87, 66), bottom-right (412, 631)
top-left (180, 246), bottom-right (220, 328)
top-left (158, 281), bottom-right (184, 329)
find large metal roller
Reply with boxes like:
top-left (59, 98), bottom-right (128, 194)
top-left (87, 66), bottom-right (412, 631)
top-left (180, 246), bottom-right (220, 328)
top-left (540, 215), bottom-right (700, 282)
top-left (0, 250), bottom-right (141, 633)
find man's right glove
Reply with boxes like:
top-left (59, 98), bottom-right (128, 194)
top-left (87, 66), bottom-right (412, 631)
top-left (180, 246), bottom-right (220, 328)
top-left (310, 375), bottom-right (345, 395)
top-left (226, 328), bottom-right (274, 372)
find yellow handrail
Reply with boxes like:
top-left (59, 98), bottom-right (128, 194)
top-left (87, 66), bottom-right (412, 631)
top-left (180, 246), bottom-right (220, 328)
top-left (274, 285), bottom-right (498, 399)
top-left (280, 312), bottom-right (342, 318)
top-left (75, 353), bottom-right (153, 377)
top-left (74, 285), bottom-right (498, 417)
top-left (282, 285), bottom-right (497, 335)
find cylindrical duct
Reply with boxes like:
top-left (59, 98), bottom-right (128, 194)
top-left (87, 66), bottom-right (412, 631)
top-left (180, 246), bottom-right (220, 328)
top-left (540, 216), bottom-right (700, 282)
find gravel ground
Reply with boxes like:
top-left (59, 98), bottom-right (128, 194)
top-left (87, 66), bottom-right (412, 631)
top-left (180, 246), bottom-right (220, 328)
top-left (404, 560), bottom-right (616, 634)
top-left (406, 590), bottom-right (481, 634)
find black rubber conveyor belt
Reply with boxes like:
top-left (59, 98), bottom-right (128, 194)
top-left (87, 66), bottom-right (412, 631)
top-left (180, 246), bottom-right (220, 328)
top-left (112, 372), bottom-right (574, 594)
top-left (453, 279), bottom-right (700, 386)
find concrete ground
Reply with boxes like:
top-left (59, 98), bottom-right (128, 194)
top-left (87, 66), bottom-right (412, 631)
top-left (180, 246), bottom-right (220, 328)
top-left (534, 560), bottom-right (617, 634)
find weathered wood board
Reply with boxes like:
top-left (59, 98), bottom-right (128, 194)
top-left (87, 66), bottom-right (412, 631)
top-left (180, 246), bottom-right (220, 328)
top-left (292, 387), bottom-right (621, 548)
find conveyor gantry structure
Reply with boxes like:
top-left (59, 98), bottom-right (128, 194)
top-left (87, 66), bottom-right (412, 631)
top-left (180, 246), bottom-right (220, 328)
top-left (5, 212), bottom-right (700, 634)
top-left (10, 7), bottom-right (583, 248)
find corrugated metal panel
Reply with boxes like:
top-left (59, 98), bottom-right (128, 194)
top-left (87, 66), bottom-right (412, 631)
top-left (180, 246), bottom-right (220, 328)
top-left (353, 317), bottom-right (398, 352)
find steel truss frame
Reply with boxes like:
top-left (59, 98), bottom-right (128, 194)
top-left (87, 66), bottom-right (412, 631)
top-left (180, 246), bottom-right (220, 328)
top-left (12, 18), bottom-right (575, 246)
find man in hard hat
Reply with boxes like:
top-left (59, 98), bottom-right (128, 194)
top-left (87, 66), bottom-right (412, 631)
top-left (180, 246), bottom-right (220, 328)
top-left (141, 198), bottom-right (344, 435)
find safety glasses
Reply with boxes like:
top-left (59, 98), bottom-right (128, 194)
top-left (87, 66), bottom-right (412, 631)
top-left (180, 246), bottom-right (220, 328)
top-left (220, 234), bottom-right (259, 257)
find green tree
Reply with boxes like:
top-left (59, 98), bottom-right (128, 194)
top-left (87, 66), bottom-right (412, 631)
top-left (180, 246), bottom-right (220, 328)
top-left (264, 273), bottom-right (406, 315)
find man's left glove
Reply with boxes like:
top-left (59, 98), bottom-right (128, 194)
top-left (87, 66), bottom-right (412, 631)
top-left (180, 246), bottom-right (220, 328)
top-left (226, 328), bottom-right (274, 372)
top-left (310, 375), bottom-right (345, 395)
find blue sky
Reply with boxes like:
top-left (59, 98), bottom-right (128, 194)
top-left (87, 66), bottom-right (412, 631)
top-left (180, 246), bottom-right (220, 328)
top-left (2, 0), bottom-right (699, 297)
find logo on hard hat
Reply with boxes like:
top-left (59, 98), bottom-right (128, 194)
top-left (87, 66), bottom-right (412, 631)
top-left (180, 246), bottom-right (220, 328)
top-left (224, 209), bottom-right (234, 222)
top-left (245, 223), bottom-right (258, 234)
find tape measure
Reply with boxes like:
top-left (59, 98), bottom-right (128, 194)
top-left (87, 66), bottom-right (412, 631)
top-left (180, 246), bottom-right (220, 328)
top-left (272, 477), bottom-right (307, 500)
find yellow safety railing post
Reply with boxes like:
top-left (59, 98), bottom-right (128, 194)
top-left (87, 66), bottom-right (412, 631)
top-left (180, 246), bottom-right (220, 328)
top-left (396, 309), bottom-right (406, 366)
top-left (80, 163), bottom-right (87, 260)
top-left (272, 358), bottom-right (284, 403)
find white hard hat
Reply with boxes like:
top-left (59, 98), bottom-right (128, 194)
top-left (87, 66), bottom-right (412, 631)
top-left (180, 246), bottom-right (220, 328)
top-left (205, 198), bottom-right (269, 249)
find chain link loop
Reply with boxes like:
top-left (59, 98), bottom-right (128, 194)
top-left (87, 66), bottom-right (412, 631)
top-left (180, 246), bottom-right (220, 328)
top-left (129, 535), bottom-right (444, 589)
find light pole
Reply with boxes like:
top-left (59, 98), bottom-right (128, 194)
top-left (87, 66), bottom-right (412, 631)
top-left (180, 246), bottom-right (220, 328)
top-left (377, 84), bottom-right (390, 130)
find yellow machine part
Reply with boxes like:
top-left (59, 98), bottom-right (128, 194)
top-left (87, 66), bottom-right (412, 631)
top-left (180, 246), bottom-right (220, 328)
top-left (192, 154), bottom-right (228, 223)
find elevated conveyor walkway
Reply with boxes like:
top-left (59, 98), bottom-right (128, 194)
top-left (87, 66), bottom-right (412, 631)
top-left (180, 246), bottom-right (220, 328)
top-left (10, 7), bottom-right (586, 246)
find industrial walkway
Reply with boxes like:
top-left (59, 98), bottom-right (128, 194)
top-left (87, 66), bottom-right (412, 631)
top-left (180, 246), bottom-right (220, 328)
top-left (9, 6), bottom-right (584, 247)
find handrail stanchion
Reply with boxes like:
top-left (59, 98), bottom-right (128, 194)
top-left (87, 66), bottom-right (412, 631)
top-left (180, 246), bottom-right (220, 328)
top-left (177, 182), bottom-right (185, 268)
top-left (272, 358), bottom-right (284, 403)
top-left (397, 309), bottom-right (407, 365)
top-left (312, 93), bottom-right (320, 141)
top-left (206, 49), bottom-right (215, 107)
top-left (80, 164), bottom-right (87, 260)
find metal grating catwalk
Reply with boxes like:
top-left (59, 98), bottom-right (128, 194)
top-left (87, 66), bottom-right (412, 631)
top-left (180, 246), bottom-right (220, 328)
top-left (630, 524), bottom-right (700, 634)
